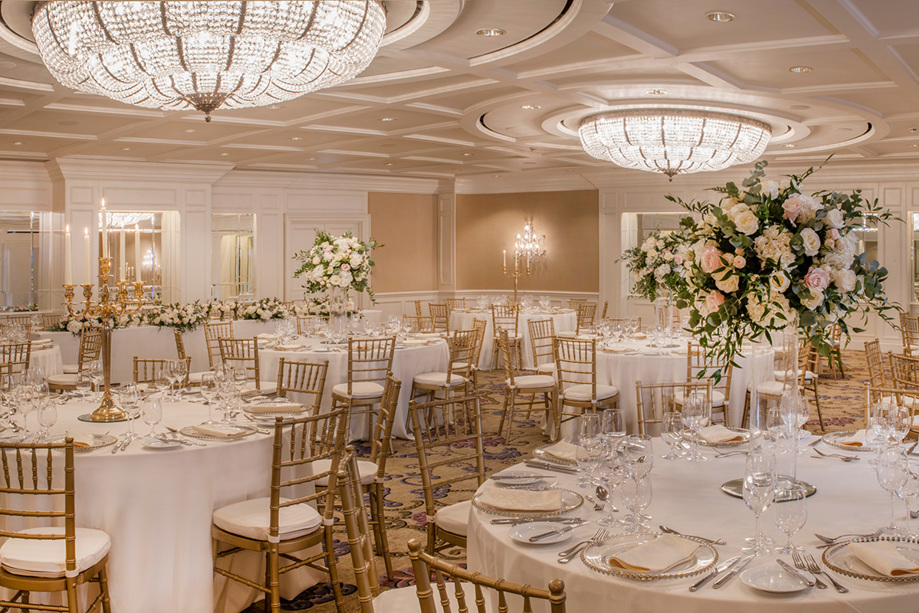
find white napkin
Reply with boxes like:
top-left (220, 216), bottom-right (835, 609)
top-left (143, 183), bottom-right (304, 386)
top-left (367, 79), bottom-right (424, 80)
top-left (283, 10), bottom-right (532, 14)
top-left (847, 541), bottom-right (919, 576)
top-left (607, 534), bottom-right (700, 573)
top-left (256, 333), bottom-right (276, 340)
top-left (698, 425), bottom-right (744, 444)
top-left (402, 339), bottom-right (428, 346)
top-left (192, 425), bottom-right (248, 438)
top-left (541, 441), bottom-right (579, 463)
top-left (245, 402), bottom-right (304, 415)
top-left (477, 485), bottom-right (562, 512)
top-left (273, 344), bottom-right (303, 351)
top-left (838, 429), bottom-right (867, 447)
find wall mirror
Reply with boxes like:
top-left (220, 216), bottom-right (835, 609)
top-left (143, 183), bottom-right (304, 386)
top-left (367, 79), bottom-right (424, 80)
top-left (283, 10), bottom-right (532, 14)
top-left (0, 212), bottom-right (38, 309)
top-left (101, 212), bottom-right (173, 302)
top-left (212, 213), bottom-right (255, 301)
top-left (621, 212), bottom-right (686, 297)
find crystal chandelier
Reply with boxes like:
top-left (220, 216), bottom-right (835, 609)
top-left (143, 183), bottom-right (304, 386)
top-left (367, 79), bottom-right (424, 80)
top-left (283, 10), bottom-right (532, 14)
top-left (514, 221), bottom-right (545, 274)
top-left (578, 109), bottom-right (771, 180)
top-left (31, 1), bottom-right (386, 121)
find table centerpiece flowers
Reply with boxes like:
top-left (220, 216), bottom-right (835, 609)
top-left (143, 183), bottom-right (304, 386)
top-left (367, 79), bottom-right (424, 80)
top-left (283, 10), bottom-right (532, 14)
top-left (623, 230), bottom-right (691, 302)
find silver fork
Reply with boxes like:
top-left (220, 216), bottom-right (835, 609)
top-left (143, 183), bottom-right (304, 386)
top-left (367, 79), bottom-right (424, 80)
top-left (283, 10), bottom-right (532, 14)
top-left (791, 551), bottom-right (826, 589)
top-left (557, 529), bottom-right (608, 564)
top-left (812, 448), bottom-right (859, 462)
top-left (585, 495), bottom-right (604, 511)
top-left (804, 553), bottom-right (848, 593)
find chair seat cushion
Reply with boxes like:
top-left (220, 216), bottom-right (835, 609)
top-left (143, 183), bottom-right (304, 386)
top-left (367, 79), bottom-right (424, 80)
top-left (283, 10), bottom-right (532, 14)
top-left (413, 372), bottom-right (467, 388)
top-left (509, 375), bottom-right (555, 390)
top-left (314, 459), bottom-right (377, 487)
top-left (46, 374), bottom-right (78, 386)
top-left (0, 527), bottom-right (111, 579)
top-left (434, 500), bottom-right (470, 537)
top-left (62, 365), bottom-right (79, 375)
top-left (749, 380), bottom-right (790, 397)
top-left (213, 496), bottom-right (322, 542)
top-left (187, 371), bottom-right (206, 385)
top-left (374, 581), bottom-right (481, 613)
top-left (536, 362), bottom-right (556, 375)
top-left (562, 384), bottom-right (618, 402)
top-left (776, 369), bottom-right (816, 383)
top-left (674, 390), bottom-right (726, 408)
top-left (242, 381), bottom-right (278, 396)
top-left (331, 381), bottom-right (385, 399)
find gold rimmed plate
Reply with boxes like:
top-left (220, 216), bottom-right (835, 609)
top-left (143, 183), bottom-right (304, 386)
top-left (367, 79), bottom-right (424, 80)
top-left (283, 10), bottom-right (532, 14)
top-left (580, 533), bottom-right (717, 581)
top-left (822, 430), bottom-right (870, 452)
top-left (683, 427), bottom-right (752, 448)
top-left (67, 432), bottom-right (118, 452)
top-left (533, 445), bottom-right (578, 466)
top-left (179, 424), bottom-right (258, 441)
top-left (471, 487), bottom-right (582, 518)
top-left (823, 536), bottom-right (919, 582)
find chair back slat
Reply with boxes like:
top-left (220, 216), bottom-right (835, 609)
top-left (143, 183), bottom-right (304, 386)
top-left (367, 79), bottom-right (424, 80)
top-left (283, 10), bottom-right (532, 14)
top-left (553, 337), bottom-right (597, 395)
top-left (527, 318), bottom-right (555, 369)
top-left (449, 329), bottom-right (477, 382)
top-left (218, 337), bottom-right (261, 388)
top-left (296, 315), bottom-right (320, 336)
top-left (491, 305), bottom-right (519, 337)
top-left (78, 325), bottom-right (104, 372)
top-left (403, 315), bottom-right (434, 333)
top-left (865, 339), bottom-right (888, 389)
top-left (276, 359), bottom-right (328, 412)
top-left (447, 298), bottom-right (466, 312)
top-left (345, 336), bottom-right (395, 396)
top-left (635, 379), bottom-right (712, 435)
top-left (133, 356), bottom-right (191, 386)
top-left (338, 449), bottom-right (380, 613)
top-left (429, 304), bottom-right (450, 333)
top-left (575, 303), bottom-right (596, 334)
top-left (0, 342), bottom-right (31, 379)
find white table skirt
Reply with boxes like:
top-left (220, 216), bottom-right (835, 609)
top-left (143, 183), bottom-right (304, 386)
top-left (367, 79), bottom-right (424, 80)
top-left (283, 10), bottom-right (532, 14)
top-left (469, 440), bottom-right (919, 613)
top-left (450, 309), bottom-right (577, 370)
top-left (258, 337), bottom-right (450, 439)
top-left (29, 344), bottom-right (63, 377)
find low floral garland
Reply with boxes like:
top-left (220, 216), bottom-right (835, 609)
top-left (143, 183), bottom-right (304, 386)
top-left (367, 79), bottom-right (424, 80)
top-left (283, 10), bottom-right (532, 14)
top-left (622, 230), bottom-right (690, 301)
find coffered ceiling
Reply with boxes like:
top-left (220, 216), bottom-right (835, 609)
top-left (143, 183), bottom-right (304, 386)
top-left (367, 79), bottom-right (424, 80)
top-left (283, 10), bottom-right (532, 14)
top-left (0, 0), bottom-right (918, 182)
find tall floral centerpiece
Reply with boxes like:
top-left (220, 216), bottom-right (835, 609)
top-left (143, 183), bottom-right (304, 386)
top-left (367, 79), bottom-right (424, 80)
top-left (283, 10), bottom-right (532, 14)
top-left (623, 230), bottom-right (691, 336)
top-left (293, 230), bottom-right (379, 335)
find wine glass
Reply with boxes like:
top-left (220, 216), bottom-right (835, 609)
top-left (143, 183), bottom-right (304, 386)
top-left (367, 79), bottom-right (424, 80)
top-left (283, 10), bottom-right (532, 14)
top-left (877, 447), bottom-right (909, 535)
top-left (622, 434), bottom-right (654, 479)
top-left (597, 445), bottom-right (624, 528)
top-left (898, 460), bottom-right (919, 536)
top-left (37, 401), bottom-right (57, 442)
top-left (773, 482), bottom-right (807, 554)
top-left (620, 476), bottom-right (652, 532)
top-left (87, 360), bottom-right (103, 398)
top-left (217, 376), bottom-right (238, 423)
top-left (166, 359), bottom-right (182, 399)
top-left (75, 372), bottom-right (93, 402)
top-left (119, 383), bottom-right (140, 441)
top-left (199, 372), bottom-right (219, 425)
top-left (681, 392), bottom-right (710, 462)
top-left (171, 359), bottom-right (188, 396)
top-left (868, 400), bottom-right (893, 452)
top-left (892, 405), bottom-right (911, 446)
top-left (743, 448), bottom-right (776, 555)
top-left (599, 409), bottom-right (625, 452)
top-left (141, 396), bottom-right (162, 437)
top-left (576, 414), bottom-right (600, 488)
top-left (30, 383), bottom-right (50, 442)
top-left (660, 411), bottom-right (685, 460)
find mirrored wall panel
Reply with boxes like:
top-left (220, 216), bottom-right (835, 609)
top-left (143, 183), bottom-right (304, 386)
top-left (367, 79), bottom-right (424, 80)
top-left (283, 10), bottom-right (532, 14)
top-left (212, 213), bottom-right (255, 300)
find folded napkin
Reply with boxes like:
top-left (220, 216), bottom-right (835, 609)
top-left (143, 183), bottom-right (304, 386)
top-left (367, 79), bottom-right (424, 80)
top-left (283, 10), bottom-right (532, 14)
top-left (847, 541), bottom-right (919, 576)
top-left (476, 485), bottom-right (562, 512)
top-left (632, 332), bottom-right (647, 339)
top-left (30, 338), bottom-right (52, 346)
top-left (245, 402), bottom-right (305, 415)
top-left (541, 441), bottom-right (579, 463)
top-left (607, 534), bottom-right (700, 573)
top-left (838, 429), bottom-right (867, 447)
top-left (256, 333), bottom-right (276, 340)
top-left (402, 339), bottom-right (428, 346)
top-left (698, 425), bottom-right (744, 444)
top-left (192, 425), bottom-right (248, 438)
top-left (273, 344), bottom-right (303, 351)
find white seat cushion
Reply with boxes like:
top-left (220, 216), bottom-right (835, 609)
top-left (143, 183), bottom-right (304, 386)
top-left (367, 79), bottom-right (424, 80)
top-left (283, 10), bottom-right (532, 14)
top-left (332, 381), bottom-right (385, 399)
top-left (536, 362), bottom-right (556, 375)
top-left (434, 500), bottom-right (470, 537)
top-left (213, 497), bottom-right (322, 542)
top-left (374, 581), bottom-right (482, 612)
top-left (509, 375), bottom-right (555, 390)
top-left (242, 381), bottom-right (277, 395)
top-left (62, 364), bottom-right (79, 375)
top-left (777, 369), bottom-right (816, 383)
top-left (187, 371), bottom-right (206, 385)
top-left (314, 459), bottom-right (377, 487)
top-left (413, 372), bottom-right (467, 388)
top-left (0, 527), bottom-right (110, 579)
top-left (46, 374), bottom-right (78, 386)
top-left (674, 390), bottom-right (726, 408)
top-left (748, 380), bottom-right (789, 397)
top-left (561, 383), bottom-right (618, 402)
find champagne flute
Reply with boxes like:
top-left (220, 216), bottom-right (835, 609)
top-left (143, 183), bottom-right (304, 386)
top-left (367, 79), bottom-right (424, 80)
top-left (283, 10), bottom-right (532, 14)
top-left (119, 383), bottom-right (140, 441)
top-left (877, 447), bottom-right (909, 535)
top-left (576, 414), bottom-right (600, 488)
top-left (141, 396), bottom-right (162, 437)
top-left (660, 411), bottom-right (684, 460)
top-left (743, 448), bottom-right (776, 555)
top-left (681, 393), bottom-right (710, 462)
top-left (199, 372), bottom-right (219, 425)
top-left (773, 482), bottom-right (807, 554)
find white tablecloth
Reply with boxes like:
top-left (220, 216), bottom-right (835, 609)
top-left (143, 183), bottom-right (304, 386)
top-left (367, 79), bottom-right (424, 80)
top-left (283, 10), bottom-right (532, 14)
top-left (450, 309), bottom-right (577, 370)
top-left (258, 336), bottom-right (450, 439)
top-left (29, 344), bottom-right (63, 377)
top-left (469, 440), bottom-right (919, 613)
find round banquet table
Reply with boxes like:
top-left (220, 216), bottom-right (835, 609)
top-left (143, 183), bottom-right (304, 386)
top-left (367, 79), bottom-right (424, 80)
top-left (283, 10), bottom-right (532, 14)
top-left (29, 342), bottom-right (63, 377)
top-left (4, 397), bottom-right (320, 613)
top-left (450, 309), bottom-right (577, 370)
top-left (258, 335), bottom-right (449, 439)
top-left (469, 438), bottom-right (919, 613)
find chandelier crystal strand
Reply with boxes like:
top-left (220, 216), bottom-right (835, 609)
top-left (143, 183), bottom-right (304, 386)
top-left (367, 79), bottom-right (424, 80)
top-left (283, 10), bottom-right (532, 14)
top-left (32, 1), bottom-right (386, 120)
top-left (578, 109), bottom-right (771, 180)
top-left (515, 222), bottom-right (545, 275)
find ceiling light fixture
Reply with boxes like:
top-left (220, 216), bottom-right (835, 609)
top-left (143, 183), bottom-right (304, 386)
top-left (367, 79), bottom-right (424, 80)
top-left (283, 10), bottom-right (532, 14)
top-left (646, 89), bottom-right (667, 96)
top-left (31, 1), bottom-right (386, 122)
top-left (476, 28), bottom-right (506, 37)
top-left (521, 104), bottom-right (541, 110)
top-left (380, 117), bottom-right (398, 122)
top-left (290, 136), bottom-right (303, 141)
top-left (578, 108), bottom-right (771, 180)
top-left (706, 11), bottom-right (735, 22)
top-left (784, 144), bottom-right (796, 148)
top-left (789, 66), bottom-right (813, 73)
top-left (11, 141), bottom-right (23, 146)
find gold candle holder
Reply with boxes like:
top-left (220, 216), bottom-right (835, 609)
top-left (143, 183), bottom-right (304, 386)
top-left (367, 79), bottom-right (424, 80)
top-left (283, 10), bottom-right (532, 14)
top-left (63, 257), bottom-right (145, 422)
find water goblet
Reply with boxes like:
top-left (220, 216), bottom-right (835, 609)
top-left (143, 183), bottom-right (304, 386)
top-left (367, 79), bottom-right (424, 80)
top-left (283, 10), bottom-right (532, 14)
top-left (576, 414), bottom-right (600, 488)
top-left (154, 368), bottom-right (172, 401)
top-left (743, 448), bottom-right (776, 555)
top-left (217, 376), bottom-right (238, 422)
top-left (37, 401), bottom-right (57, 442)
top-left (599, 409), bottom-right (625, 451)
top-left (119, 383), bottom-right (141, 441)
top-left (660, 411), bottom-right (685, 460)
top-left (171, 359), bottom-right (188, 395)
top-left (199, 372), bottom-right (219, 424)
top-left (87, 360), bottom-right (103, 398)
top-left (141, 397), bottom-right (162, 437)
top-left (30, 383), bottom-right (51, 442)
top-left (877, 447), bottom-right (909, 535)
top-left (773, 482), bottom-right (807, 554)
top-left (621, 476), bottom-right (652, 532)
top-left (681, 393), bottom-right (710, 462)
top-left (892, 405), bottom-right (911, 445)
top-left (597, 445), bottom-right (624, 528)
top-left (622, 434), bottom-right (653, 479)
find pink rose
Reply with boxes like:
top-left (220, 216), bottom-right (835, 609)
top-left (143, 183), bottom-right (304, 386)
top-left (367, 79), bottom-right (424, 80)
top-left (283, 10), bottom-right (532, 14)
top-left (783, 198), bottom-right (803, 224)
top-left (804, 266), bottom-right (831, 291)
top-left (733, 255), bottom-right (746, 268)
top-left (700, 246), bottom-right (724, 274)
top-left (829, 228), bottom-right (840, 240)
top-left (673, 255), bottom-right (684, 265)
top-left (704, 290), bottom-right (725, 315)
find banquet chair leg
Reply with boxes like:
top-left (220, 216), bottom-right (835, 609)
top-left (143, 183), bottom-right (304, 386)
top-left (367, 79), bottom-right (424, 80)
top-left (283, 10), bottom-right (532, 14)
top-left (741, 393), bottom-right (751, 429)
top-left (66, 579), bottom-right (78, 613)
top-left (369, 482), bottom-right (395, 579)
top-left (812, 380), bottom-right (826, 433)
top-left (497, 389), bottom-right (512, 438)
top-left (98, 565), bottom-right (112, 613)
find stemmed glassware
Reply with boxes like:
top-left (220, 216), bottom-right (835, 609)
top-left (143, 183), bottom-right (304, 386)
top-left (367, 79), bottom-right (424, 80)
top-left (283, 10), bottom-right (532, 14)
top-left (773, 482), bottom-right (807, 554)
top-left (576, 414), bottom-right (601, 489)
top-left (681, 393), bottom-right (710, 462)
top-left (199, 373), bottom-right (219, 425)
top-left (141, 396), bottom-right (162, 437)
top-left (171, 359), bottom-right (188, 397)
top-left (37, 401), bottom-right (57, 442)
top-left (75, 372), bottom-right (92, 402)
top-left (597, 445), bottom-right (623, 528)
top-left (743, 448), bottom-right (776, 555)
top-left (218, 375), bottom-right (238, 423)
top-left (891, 405), bottom-right (911, 446)
top-left (88, 360), bottom-right (103, 399)
top-left (30, 382), bottom-right (51, 442)
top-left (118, 383), bottom-right (141, 442)
top-left (877, 447), bottom-right (909, 535)
top-left (620, 475), bottom-right (652, 532)
top-left (660, 411), bottom-right (685, 460)
top-left (154, 367), bottom-right (172, 401)
top-left (898, 460), bottom-right (919, 536)
top-left (868, 400), bottom-right (893, 456)
top-left (622, 434), bottom-right (654, 480)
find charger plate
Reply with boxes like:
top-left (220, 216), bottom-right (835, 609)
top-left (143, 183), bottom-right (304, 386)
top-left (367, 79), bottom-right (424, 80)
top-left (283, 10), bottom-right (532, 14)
top-left (683, 427), bottom-right (752, 448)
top-left (580, 533), bottom-right (717, 581)
top-left (179, 424), bottom-right (257, 441)
top-left (822, 430), bottom-right (871, 452)
top-left (471, 487), bottom-right (582, 518)
top-left (823, 536), bottom-right (919, 582)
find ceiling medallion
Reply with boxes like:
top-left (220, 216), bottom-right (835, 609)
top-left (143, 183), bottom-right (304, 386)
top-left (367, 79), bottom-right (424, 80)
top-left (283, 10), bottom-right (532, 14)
top-left (578, 108), bottom-right (771, 180)
top-left (31, 1), bottom-right (386, 122)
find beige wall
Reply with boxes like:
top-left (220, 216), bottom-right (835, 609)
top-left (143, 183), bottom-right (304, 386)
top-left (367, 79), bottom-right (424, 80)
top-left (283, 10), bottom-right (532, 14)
top-left (368, 192), bottom-right (438, 293)
top-left (456, 190), bottom-right (599, 292)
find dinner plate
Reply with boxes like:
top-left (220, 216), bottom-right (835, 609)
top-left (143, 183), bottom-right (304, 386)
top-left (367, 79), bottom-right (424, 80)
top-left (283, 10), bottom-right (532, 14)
top-left (508, 522), bottom-right (573, 545)
top-left (533, 445), bottom-right (578, 466)
top-left (823, 536), bottom-right (919, 582)
top-left (244, 402), bottom-right (305, 416)
top-left (491, 471), bottom-right (556, 487)
top-left (142, 436), bottom-right (183, 450)
top-left (179, 424), bottom-right (258, 441)
top-left (68, 432), bottom-right (117, 452)
top-left (822, 430), bottom-right (871, 452)
top-left (471, 487), bottom-right (583, 517)
top-left (684, 427), bottom-right (752, 447)
top-left (741, 565), bottom-right (809, 593)
top-left (580, 533), bottom-right (717, 581)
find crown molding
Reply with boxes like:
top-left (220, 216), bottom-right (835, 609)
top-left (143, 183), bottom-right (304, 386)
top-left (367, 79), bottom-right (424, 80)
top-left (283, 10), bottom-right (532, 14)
top-left (215, 168), bottom-right (442, 194)
top-left (45, 158), bottom-right (234, 185)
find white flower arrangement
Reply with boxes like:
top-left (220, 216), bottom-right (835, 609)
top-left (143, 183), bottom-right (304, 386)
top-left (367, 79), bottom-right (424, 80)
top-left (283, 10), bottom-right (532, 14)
top-left (292, 230), bottom-right (379, 300)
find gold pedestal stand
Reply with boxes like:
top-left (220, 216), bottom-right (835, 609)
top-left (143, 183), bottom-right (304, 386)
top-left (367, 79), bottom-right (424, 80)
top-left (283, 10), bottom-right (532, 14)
top-left (63, 258), bottom-right (144, 422)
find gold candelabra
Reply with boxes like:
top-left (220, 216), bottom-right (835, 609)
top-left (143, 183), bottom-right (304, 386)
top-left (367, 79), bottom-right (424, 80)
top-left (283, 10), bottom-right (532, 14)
top-left (64, 257), bottom-right (144, 422)
top-left (503, 221), bottom-right (546, 304)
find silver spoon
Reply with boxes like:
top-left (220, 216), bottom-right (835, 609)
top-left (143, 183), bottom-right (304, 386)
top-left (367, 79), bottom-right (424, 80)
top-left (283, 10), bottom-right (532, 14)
top-left (595, 485), bottom-right (618, 512)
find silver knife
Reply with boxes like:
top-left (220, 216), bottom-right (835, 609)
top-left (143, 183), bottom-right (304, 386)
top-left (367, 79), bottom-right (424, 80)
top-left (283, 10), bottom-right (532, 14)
top-left (524, 460), bottom-right (579, 474)
top-left (689, 555), bottom-right (741, 592)
top-left (492, 517), bottom-right (583, 525)
top-left (776, 558), bottom-right (815, 587)
top-left (528, 522), bottom-right (585, 542)
top-left (712, 555), bottom-right (754, 589)
top-left (491, 474), bottom-right (552, 481)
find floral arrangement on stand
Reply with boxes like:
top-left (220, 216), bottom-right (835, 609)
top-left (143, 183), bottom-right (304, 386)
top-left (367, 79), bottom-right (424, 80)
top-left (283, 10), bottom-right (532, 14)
top-left (622, 230), bottom-right (691, 301)
top-left (670, 160), bottom-right (897, 368)
top-left (292, 229), bottom-right (380, 312)
top-left (233, 297), bottom-right (289, 321)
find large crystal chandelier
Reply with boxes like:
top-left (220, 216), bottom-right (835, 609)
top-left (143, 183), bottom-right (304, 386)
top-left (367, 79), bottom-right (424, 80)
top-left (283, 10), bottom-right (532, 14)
top-left (578, 109), bottom-right (771, 180)
top-left (31, 1), bottom-right (386, 121)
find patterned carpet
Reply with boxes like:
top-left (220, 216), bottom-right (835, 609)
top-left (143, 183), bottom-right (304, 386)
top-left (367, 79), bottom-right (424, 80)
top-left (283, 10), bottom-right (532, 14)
top-left (241, 349), bottom-right (869, 612)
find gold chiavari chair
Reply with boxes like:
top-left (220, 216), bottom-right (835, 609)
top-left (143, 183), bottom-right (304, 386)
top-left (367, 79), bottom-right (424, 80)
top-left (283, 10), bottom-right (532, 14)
top-left (212, 407), bottom-right (349, 613)
top-left (469, 318), bottom-right (488, 392)
top-left (491, 304), bottom-right (522, 369)
top-left (174, 328), bottom-right (206, 385)
top-left (402, 314), bottom-right (434, 333)
top-left (497, 329), bottom-right (555, 443)
top-left (568, 298), bottom-right (587, 310)
top-left (528, 318), bottom-right (556, 376)
top-left (203, 320), bottom-right (234, 369)
top-left (0, 438), bottom-right (112, 613)
top-left (409, 395), bottom-right (484, 554)
top-left (446, 297), bottom-right (466, 312)
top-left (414, 300), bottom-right (424, 317)
top-left (296, 315), bottom-right (320, 336)
top-left (679, 341), bottom-right (733, 427)
top-left (553, 337), bottom-right (619, 438)
top-left (865, 339), bottom-right (889, 389)
top-left (0, 341), bottom-right (31, 379)
top-left (575, 303), bottom-right (597, 335)
top-left (864, 383), bottom-right (919, 436)
top-left (428, 303), bottom-right (450, 334)
top-left (889, 352), bottom-right (919, 418)
top-left (902, 313), bottom-right (919, 357)
top-left (338, 449), bottom-right (381, 613)
top-left (133, 356), bottom-right (191, 386)
top-left (601, 300), bottom-right (608, 319)
top-left (48, 325), bottom-right (103, 391)
top-left (411, 329), bottom-right (476, 401)
top-left (635, 379), bottom-right (712, 436)
top-left (331, 336), bottom-right (396, 436)
top-left (41, 312), bottom-right (63, 329)
top-left (217, 337), bottom-right (277, 394)
top-left (275, 358), bottom-right (328, 412)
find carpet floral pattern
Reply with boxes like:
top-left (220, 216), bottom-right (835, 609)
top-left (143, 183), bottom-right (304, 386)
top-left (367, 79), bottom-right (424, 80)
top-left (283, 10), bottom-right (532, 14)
top-left (242, 349), bottom-right (869, 612)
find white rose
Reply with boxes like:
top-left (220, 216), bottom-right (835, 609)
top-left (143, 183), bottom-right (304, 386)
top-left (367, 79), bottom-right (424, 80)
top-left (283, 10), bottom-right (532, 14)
top-left (350, 254), bottom-right (362, 267)
top-left (730, 205), bottom-right (760, 235)
top-left (832, 268), bottom-right (857, 293)
top-left (800, 227), bottom-right (821, 256)
top-left (323, 251), bottom-right (333, 261)
top-left (801, 289), bottom-right (824, 311)
top-left (715, 274), bottom-right (740, 293)
top-left (67, 320), bottom-right (82, 333)
top-left (312, 256), bottom-right (320, 265)
top-left (329, 274), bottom-right (342, 287)
top-left (763, 180), bottom-right (780, 199)
top-left (769, 272), bottom-right (790, 293)
top-left (825, 208), bottom-right (844, 229)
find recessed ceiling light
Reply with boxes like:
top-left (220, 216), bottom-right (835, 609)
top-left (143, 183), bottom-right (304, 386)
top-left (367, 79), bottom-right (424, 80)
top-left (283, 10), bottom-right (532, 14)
top-left (184, 128), bottom-right (196, 133)
top-left (463, 153), bottom-right (473, 157)
top-left (646, 89), bottom-right (667, 96)
top-left (290, 136), bottom-right (303, 141)
top-left (706, 11), bottom-right (735, 22)
top-left (12, 141), bottom-right (23, 146)
top-left (789, 66), bottom-right (813, 73)
top-left (268, 104), bottom-right (282, 110)
top-left (493, 174), bottom-right (500, 178)
top-left (307, 157), bottom-right (316, 161)
top-left (476, 28), bottom-right (506, 37)
top-left (121, 147), bottom-right (132, 151)
top-left (784, 144), bottom-right (796, 148)
top-left (220, 152), bottom-right (230, 156)
top-left (910, 144), bottom-right (919, 149)
top-left (521, 104), bottom-right (540, 110)
top-left (380, 116), bottom-right (398, 122)
top-left (384, 162), bottom-right (394, 167)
